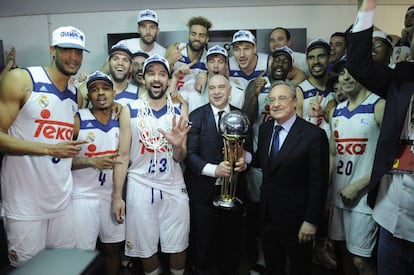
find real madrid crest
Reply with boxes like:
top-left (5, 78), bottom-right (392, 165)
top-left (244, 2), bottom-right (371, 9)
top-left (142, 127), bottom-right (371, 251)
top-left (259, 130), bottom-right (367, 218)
top-left (38, 95), bottom-right (49, 108)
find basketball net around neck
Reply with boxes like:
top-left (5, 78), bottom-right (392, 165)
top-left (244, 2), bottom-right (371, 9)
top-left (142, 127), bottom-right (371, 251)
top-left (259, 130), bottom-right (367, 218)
top-left (136, 93), bottom-right (175, 176)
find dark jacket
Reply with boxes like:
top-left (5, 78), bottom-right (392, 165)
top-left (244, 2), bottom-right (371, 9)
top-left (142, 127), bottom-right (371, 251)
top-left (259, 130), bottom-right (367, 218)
top-left (255, 117), bottom-right (329, 232)
top-left (346, 26), bottom-right (414, 207)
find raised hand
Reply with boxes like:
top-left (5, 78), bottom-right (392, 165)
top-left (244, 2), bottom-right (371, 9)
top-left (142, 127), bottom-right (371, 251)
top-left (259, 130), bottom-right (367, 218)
top-left (5, 47), bottom-right (16, 68)
top-left (165, 42), bottom-right (186, 67)
top-left (157, 115), bottom-right (191, 149)
top-left (254, 70), bottom-right (267, 95)
top-left (173, 59), bottom-right (198, 79)
top-left (309, 91), bottom-right (323, 118)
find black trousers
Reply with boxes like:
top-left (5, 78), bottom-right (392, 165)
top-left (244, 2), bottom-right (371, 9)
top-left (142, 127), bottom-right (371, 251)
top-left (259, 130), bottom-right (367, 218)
top-left (261, 218), bottom-right (313, 275)
top-left (189, 201), bottom-right (243, 275)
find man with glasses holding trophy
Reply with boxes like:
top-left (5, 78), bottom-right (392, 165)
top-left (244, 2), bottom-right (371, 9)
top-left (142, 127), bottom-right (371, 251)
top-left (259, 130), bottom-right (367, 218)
top-left (184, 73), bottom-right (252, 275)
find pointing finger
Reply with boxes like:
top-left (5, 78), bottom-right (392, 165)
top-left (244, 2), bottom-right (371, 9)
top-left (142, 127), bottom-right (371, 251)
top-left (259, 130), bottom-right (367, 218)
top-left (258, 70), bottom-right (266, 78)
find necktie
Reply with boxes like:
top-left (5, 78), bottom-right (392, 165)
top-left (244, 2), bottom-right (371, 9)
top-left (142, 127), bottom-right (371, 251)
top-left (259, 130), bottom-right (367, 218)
top-left (217, 110), bottom-right (225, 132)
top-left (270, 125), bottom-right (283, 160)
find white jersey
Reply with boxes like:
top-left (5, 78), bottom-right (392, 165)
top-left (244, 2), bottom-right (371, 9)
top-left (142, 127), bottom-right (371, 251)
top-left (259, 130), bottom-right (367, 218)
top-left (299, 79), bottom-right (334, 137)
top-left (330, 93), bottom-right (381, 214)
top-left (174, 42), bottom-right (207, 91)
top-left (114, 38), bottom-right (166, 56)
top-left (292, 51), bottom-right (309, 76)
top-left (127, 96), bottom-right (186, 191)
top-left (228, 53), bottom-right (270, 92)
top-left (1, 66), bottom-right (78, 220)
top-left (114, 82), bottom-right (140, 106)
top-left (229, 79), bottom-right (245, 110)
top-left (245, 82), bottom-right (273, 202)
top-left (179, 78), bottom-right (209, 114)
top-left (72, 109), bottom-right (119, 200)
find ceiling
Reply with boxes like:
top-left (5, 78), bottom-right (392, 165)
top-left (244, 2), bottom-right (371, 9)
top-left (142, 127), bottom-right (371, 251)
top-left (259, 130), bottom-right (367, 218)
top-left (0, 0), bottom-right (412, 18)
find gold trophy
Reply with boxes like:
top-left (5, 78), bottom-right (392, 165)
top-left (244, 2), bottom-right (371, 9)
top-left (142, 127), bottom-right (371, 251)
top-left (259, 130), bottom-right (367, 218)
top-left (213, 110), bottom-right (250, 209)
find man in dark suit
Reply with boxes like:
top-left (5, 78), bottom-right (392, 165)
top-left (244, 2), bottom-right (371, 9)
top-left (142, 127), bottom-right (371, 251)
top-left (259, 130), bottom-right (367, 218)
top-left (346, 1), bottom-right (414, 274)
top-left (184, 73), bottom-right (251, 275)
top-left (255, 80), bottom-right (329, 275)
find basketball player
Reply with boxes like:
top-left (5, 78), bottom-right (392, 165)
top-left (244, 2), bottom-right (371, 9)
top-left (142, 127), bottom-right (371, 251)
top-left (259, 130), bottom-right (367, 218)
top-left (71, 71), bottom-right (124, 275)
top-left (328, 60), bottom-right (385, 275)
top-left (0, 26), bottom-right (88, 266)
top-left (112, 54), bottom-right (190, 275)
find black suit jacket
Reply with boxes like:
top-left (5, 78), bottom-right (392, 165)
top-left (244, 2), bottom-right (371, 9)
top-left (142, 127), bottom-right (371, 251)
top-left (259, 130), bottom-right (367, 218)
top-left (184, 103), bottom-right (252, 203)
top-left (255, 117), bottom-right (329, 232)
top-left (346, 27), bottom-right (414, 207)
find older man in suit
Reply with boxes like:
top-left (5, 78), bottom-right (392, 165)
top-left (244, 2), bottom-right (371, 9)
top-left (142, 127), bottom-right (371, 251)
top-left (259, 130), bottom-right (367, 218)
top-left (184, 73), bottom-right (251, 275)
top-left (254, 80), bottom-right (329, 275)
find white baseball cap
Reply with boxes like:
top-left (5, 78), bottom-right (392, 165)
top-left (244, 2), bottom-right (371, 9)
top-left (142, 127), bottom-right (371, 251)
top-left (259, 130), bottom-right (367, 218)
top-left (51, 26), bottom-right (89, 52)
top-left (143, 54), bottom-right (171, 75)
top-left (206, 45), bottom-right (228, 59)
top-left (306, 38), bottom-right (330, 55)
top-left (273, 46), bottom-right (294, 63)
top-left (231, 30), bottom-right (256, 45)
top-left (86, 71), bottom-right (113, 90)
top-left (372, 31), bottom-right (393, 48)
top-left (137, 9), bottom-right (159, 25)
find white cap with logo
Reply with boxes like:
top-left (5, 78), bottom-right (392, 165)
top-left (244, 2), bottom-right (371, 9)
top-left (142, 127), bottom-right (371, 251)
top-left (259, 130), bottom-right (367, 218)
top-left (231, 30), bottom-right (256, 45)
top-left (372, 30), bottom-right (393, 48)
top-left (206, 45), bottom-right (228, 59)
top-left (143, 54), bottom-right (171, 75)
top-left (137, 9), bottom-right (159, 25)
top-left (86, 71), bottom-right (113, 90)
top-left (51, 26), bottom-right (89, 52)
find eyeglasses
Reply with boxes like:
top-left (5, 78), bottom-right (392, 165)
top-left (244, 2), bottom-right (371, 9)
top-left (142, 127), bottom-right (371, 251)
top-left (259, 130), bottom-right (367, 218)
top-left (268, 95), bottom-right (294, 104)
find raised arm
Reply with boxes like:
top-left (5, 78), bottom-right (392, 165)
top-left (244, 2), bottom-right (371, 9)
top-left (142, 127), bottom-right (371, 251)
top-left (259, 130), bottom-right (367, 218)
top-left (346, 0), bottom-right (392, 96)
top-left (242, 71), bottom-right (267, 124)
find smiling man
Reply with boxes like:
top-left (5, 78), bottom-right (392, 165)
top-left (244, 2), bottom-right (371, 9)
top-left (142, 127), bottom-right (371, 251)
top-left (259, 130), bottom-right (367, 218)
top-left (298, 38), bottom-right (336, 137)
top-left (254, 80), bottom-right (329, 275)
top-left (0, 25), bottom-right (88, 267)
top-left (165, 16), bottom-right (211, 94)
top-left (112, 54), bottom-right (191, 275)
top-left (107, 44), bottom-right (140, 106)
top-left (114, 9), bottom-right (166, 56)
top-left (71, 71), bottom-right (124, 275)
top-left (328, 58), bottom-right (385, 275)
top-left (184, 73), bottom-right (251, 275)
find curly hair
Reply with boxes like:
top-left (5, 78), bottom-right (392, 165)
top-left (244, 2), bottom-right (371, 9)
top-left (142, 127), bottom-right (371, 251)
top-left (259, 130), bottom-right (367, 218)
top-left (187, 16), bottom-right (212, 31)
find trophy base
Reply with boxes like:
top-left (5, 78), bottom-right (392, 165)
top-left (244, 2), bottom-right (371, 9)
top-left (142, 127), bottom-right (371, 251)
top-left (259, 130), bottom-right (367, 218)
top-left (213, 197), bottom-right (243, 210)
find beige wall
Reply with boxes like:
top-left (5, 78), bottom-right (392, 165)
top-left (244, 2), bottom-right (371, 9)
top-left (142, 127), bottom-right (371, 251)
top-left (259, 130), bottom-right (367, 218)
top-left (0, 4), bottom-right (408, 72)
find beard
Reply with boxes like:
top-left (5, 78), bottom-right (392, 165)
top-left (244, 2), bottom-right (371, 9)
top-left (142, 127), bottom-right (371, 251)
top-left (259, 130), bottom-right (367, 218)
top-left (55, 56), bottom-right (79, 76)
top-left (310, 65), bottom-right (327, 79)
top-left (109, 66), bottom-right (129, 83)
top-left (147, 86), bottom-right (167, 100)
top-left (141, 34), bottom-right (157, 45)
top-left (188, 40), bottom-right (205, 52)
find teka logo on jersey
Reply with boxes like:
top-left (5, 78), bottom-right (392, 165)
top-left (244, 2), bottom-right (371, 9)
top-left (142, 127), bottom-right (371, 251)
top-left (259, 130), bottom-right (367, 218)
top-left (334, 130), bottom-right (368, 155)
top-left (34, 119), bottom-right (74, 140)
